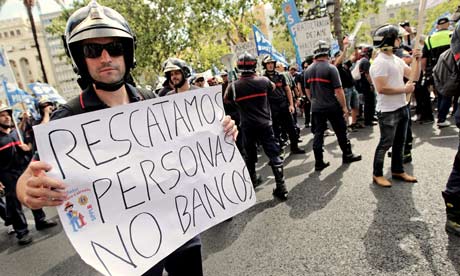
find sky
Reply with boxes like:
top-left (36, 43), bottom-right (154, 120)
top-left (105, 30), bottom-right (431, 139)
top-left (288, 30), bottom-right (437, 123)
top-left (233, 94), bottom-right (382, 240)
top-left (0, 0), bottom-right (71, 20)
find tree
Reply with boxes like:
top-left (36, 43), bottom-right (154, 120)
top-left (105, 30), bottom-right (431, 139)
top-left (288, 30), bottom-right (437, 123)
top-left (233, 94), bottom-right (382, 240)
top-left (24, 0), bottom-right (48, 83)
top-left (425, 0), bottom-right (460, 34)
top-left (48, 0), bottom-right (271, 85)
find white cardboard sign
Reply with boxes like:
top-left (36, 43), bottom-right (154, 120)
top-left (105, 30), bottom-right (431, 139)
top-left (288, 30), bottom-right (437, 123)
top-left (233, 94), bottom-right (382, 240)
top-left (292, 17), bottom-right (332, 58)
top-left (33, 86), bottom-right (256, 276)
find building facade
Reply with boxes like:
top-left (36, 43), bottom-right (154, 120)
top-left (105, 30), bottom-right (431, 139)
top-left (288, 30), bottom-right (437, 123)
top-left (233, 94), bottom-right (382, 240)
top-left (0, 12), bottom-right (80, 101)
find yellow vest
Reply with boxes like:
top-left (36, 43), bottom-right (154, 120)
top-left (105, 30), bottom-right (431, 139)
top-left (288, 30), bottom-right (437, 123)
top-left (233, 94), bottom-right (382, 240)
top-left (425, 29), bottom-right (452, 50)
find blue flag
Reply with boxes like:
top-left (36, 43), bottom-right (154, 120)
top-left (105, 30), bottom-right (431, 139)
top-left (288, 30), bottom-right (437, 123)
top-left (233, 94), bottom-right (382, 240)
top-left (3, 81), bottom-right (39, 120)
top-left (28, 82), bottom-right (66, 104)
top-left (282, 0), bottom-right (302, 67)
top-left (252, 25), bottom-right (289, 66)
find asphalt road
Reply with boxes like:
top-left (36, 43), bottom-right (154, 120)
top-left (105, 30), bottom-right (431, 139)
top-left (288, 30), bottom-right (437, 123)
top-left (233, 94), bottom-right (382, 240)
top-left (1, 116), bottom-right (460, 276)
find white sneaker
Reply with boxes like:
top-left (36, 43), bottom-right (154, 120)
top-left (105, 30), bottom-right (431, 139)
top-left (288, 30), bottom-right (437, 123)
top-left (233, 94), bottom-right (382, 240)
top-left (324, 129), bottom-right (335, 136)
top-left (7, 225), bottom-right (15, 235)
top-left (437, 121), bottom-right (451, 127)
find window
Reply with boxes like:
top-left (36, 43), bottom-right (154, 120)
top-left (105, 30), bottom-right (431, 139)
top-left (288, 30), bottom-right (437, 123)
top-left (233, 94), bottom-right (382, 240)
top-left (4, 32), bottom-right (8, 38)
top-left (16, 29), bottom-right (21, 35)
top-left (10, 30), bottom-right (14, 36)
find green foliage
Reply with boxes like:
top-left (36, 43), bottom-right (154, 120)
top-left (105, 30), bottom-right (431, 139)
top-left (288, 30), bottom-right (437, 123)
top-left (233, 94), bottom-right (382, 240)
top-left (387, 8), bottom-right (416, 26)
top-left (46, 0), bottom-right (269, 85)
top-left (425, 0), bottom-right (460, 34)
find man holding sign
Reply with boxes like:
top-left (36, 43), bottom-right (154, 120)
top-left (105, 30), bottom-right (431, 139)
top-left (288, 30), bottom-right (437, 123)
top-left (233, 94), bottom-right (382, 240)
top-left (16, 1), bottom-right (238, 276)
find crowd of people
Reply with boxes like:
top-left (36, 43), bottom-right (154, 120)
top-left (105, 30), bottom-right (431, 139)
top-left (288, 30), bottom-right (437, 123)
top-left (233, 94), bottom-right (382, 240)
top-left (0, 1), bottom-right (459, 274)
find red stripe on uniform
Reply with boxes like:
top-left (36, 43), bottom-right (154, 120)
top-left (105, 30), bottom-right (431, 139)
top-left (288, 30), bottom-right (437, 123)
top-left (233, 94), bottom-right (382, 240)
top-left (275, 82), bottom-right (283, 87)
top-left (79, 92), bottom-right (85, 109)
top-left (0, 141), bottom-right (21, 152)
top-left (236, 93), bottom-right (267, 102)
top-left (455, 53), bottom-right (460, 61)
top-left (307, 78), bottom-right (331, 83)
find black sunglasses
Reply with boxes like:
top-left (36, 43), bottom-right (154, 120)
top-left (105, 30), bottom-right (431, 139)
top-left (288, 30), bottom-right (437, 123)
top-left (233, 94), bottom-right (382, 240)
top-left (82, 41), bottom-right (124, 58)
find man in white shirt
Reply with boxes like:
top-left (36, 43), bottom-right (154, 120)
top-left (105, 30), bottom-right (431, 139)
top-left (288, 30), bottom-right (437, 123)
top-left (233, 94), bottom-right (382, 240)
top-left (370, 24), bottom-right (421, 187)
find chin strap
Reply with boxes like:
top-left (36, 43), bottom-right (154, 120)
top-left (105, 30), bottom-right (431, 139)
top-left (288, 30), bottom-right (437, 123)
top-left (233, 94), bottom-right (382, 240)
top-left (94, 79), bottom-right (125, 92)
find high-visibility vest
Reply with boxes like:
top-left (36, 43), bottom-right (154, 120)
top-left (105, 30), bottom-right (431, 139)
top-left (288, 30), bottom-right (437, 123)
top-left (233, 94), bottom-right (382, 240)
top-left (425, 29), bottom-right (452, 50)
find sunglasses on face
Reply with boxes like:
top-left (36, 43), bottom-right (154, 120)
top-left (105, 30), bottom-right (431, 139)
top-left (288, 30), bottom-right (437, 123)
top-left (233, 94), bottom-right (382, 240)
top-left (82, 41), bottom-right (124, 58)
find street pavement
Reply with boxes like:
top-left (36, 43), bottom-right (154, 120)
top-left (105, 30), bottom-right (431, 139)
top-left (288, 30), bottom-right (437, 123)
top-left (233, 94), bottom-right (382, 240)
top-left (1, 116), bottom-right (460, 276)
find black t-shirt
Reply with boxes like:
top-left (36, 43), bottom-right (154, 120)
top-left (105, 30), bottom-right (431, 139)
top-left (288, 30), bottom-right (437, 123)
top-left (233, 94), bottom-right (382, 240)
top-left (0, 129), bottom-right (31, 177)
top-left (221, 81), bottom-right (240, 122)
top-left (304, 60), bottom-right (342, 112)
top-left (264, 71), bottom-right (289, 110)
top-left (355, 58), bottom-right (372, 94)
top-left (336, 63), bottom-right (354, 89)
top-left (226, 74), bottom-right (273, 129)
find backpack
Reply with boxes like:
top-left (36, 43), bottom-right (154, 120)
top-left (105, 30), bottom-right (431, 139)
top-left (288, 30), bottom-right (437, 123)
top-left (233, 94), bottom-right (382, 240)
top-left (65, 84), bottom-right (157, 115)
top-left (433, 49), bottom-right (460, 97)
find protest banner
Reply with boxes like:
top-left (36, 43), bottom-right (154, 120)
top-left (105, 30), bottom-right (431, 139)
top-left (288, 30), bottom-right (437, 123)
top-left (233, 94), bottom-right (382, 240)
top-left (253, 25), bottom-right (289, 66)
top-left (28, 82), bottom-right (67, 104)
top-left (0, 47), bottom-right (17, 103)
top-left (293, 17), bottom-right (332, 58)
top-left (282, 0), bottom-right (302, 67)
top-left (231, 40), bottom-right (257, 59)
top-left (33, 86), bottom-right (256, 276)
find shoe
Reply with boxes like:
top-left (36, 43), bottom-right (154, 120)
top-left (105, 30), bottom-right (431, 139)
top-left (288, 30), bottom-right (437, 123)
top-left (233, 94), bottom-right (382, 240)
top-left (305, 123), bottom-right (310, 128)
top-left (354, 123), bottom-right (365, 129)
top-left (36, 219), bottom-right (58, 231)
top-left (403, 154), bottom-right (412, 164)
top-left (343, 153), bottom-right (362, 163)
top-left (7, 225), bottom-right (15, 235)
top-left (392, 172), bottom-right (417, 183)
top-left (347, 125), bottom-right (358, 133)
top-left (324, 129), bottom-right (335, 136)
top-left (272, 187), bottom-right (288, 201)
top-left (373, 175), bottom-right (392, 187)
top-left (251, 174), bottom-right (263, 188)
top-left (437, 121), bottom-right (451, 128)
top-left (315, 161), bottom-right (330, 171)
top-left (365, 122), bottom-right (378, 126)
top-left (17, 233), bottom-right (33, 245)
top-left (290, 147), bottom-right (306, 154)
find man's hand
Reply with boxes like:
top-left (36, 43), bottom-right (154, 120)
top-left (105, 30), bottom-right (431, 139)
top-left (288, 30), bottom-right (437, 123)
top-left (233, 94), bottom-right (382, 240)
top-left (21, 112), bottom-right (30, 120)
top-left (17, 161), bottom-right (67, 209)
top-left (289, 105), bottom-right (295, 114)
top-left (404, 81), bottom-right (416, 94)
top-left (18, 143), bottom-right (31, 152)
top-left (342, 107), bottom-right (349, 119)
top-left (222, 115), bottom-right (238, 141)
top-left (412, 48), bottom-right (422, 60)
top-left (44, 105), bottom-right (54, 114)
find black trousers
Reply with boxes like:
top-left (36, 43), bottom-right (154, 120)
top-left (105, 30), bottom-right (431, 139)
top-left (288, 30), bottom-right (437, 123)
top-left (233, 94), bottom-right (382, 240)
top-left (1, 171), bottom-right (46, 238)
top-left (272, 108), bottom-right (298, 146)
top-left (312, 109), bottom-right (350, 158)
top-left (143, 245), bottom-right (203, 276)
top-left (415, 81), bottom-right (433, 120)
top-left (363, 90), bottom-right (376, 125)
top-left (242, 125), bottom-right (282, 166)
top-left (0, 197), bottom-right (9, 225)
top-left (304, 99), bottom-right (311, 125)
